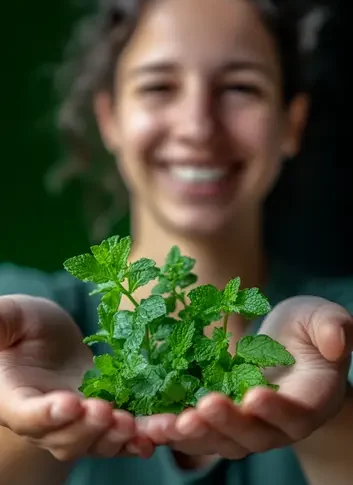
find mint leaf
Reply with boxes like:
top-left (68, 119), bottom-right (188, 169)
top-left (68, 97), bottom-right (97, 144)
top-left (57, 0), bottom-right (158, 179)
top-left (137, 295), bottom-right (167, 324)
top-left (236, 335), bottom-right (295, 367)
top-left (165, 246), bottom-right (181, 266)
top-left (91, 235), bottom-right (131, 277)
top-left (230, 363), bottom-right (268, 401)
top-left (169, 321), bottom-right (195, 355)
top-left (149, 317), bottom-right (176, 340)
top-left (122, 353), bottom-right (149, 379)
top-left (97, 301), bottom-right (116, 335)
top-left (128, 258), bottom-right (159, 293)
top-left (223, 277), bottom-right (241, 302)
top-left (194, 337), bottom-right (218, 362)
top-left (188, 284), bottom-right (222, 312)
top-left (129, 367), bottom-right (164, 399)
top-left (94, 354), bottom-right (117, 375)
top-left (152, 276), bottom-right (173, 295)
top-left (64, 254), bottom-right (109, 284)
top-left (233, 288), bottom-right (271, 318)
top-left (113, 310), bottom-right (134, 339)
top-left (83, 330), bottom-right (109, 346)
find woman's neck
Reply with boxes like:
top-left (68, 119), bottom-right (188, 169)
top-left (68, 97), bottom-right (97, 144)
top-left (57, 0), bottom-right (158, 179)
top-left (130, 202), bottom-right (267, 292)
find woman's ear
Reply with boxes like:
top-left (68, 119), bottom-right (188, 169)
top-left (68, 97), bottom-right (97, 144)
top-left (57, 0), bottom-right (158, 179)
top-left (282, 93), bottom-right (310, 159)
top-left (93, 91), bottom-right (120, 154)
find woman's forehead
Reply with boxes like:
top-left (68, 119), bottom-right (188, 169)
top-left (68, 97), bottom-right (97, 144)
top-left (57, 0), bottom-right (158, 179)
top-left (119, 0), bottom-right (280, 76)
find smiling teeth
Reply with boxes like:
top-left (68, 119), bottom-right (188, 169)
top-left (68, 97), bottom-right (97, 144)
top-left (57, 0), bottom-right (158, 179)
top-left (170, 166), bottom-right (228, 183)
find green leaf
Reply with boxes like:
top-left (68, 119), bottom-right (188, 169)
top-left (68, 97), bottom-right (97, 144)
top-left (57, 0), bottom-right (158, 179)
top-left (152, 276), bottom-right (173, 295)
top-left (91, 235), bottom-right (131, 276)
top-left (94, 354), bottom-right (117, 376)
top-left (169, 321), bottom-right (195, 354)
top-left (149, 317), bottom-right (176, 340)
top-left (188, 284), bottom-right (222, 313)
top-left (63, 254), bottom-right (109, 284)
top-left (122, 353), bottom-right (148, 379)
top-left (130, 396), bottom-right (156, 416)
top-left (202, 362), bottom-right (225, 392)
top-left (129, 367), bottom-right (164, 399)
top-left (180, 256), bottom-right (196, 274)
top-left (164, 295), bottom-right (177, 313)
top-left (113, 310), bottom-right (134, 339)
top-left (223, 277), bottom-right (241, 302)
top-left (172, 356), bottom-right (189, 371)
top-left (136, 295), bottom-right (167, 324)
top-left (97, 302), bottom-right (116, 335)
top-left (128, 258), bottom-right (160, 293)
top-left (194, 387), bottom-right (210, 402)
top-left (165, 246), bottom-right (181, 267)
top-left (230, 363), bottom-right (268, 401)
top-left (177, 273), bottom-right (197, 289)
top-left (233, 288), bottom-right (271, 319)
top-left (194, 337), bottom-right (218, 362)
top-left (236, 335), bottom-right (295, 367)
top-left (89, 281), bottom-right (116, 296)
top-left (83, 331), bottom-right (109, 346)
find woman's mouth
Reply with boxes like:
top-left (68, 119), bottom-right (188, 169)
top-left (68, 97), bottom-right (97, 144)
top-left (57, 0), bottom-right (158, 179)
top-left (154, 163), bottom-right (244, 199)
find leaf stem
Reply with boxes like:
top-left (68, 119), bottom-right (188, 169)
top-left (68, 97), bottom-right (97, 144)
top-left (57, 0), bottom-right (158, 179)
top-left (223, 313), bottom-right (229, 333)
top-left (116, 281), bottom-right (139, 307)
top-left (174, 290), bottom-right (187, 307)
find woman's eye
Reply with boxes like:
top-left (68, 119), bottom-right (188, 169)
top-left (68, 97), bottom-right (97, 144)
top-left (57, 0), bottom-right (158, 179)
top-left (223, 84), bottom-right (260, 96)
top-left (139, 83), bottom-right (174, 94)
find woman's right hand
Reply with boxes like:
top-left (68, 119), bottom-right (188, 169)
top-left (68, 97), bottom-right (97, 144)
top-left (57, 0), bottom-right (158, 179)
top-left (0, 295), bottom-right (154, 461)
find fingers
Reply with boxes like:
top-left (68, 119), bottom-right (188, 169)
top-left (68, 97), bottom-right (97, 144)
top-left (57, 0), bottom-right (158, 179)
top-left (29, 399), bottom-right (119, 461)
top-left (242, 387), bottom-right (317, 442)
top-left (197, 393), bottom-right (290, 453)
top-left (175, 408), bottom-right (249, 459)
top-left (308, 303), bottom-right (353, 362)
top-left (2, 390), bottom-right (84, 436)
top-left (138, 409), bottom-right (249, 459)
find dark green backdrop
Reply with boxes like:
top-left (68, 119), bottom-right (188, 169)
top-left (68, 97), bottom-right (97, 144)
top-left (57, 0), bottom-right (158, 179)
top-left (1, 2), bottom-right (91, 271)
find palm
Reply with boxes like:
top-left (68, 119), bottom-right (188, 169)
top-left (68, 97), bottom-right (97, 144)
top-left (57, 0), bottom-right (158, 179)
top-left (259, 297), bottom-right (349, 423)
top-left (0, 296), bottom-right (93, 405)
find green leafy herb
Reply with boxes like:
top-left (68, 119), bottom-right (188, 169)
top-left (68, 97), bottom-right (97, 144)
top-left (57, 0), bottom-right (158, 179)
top-left (64, 235), bottom-right (295, 416)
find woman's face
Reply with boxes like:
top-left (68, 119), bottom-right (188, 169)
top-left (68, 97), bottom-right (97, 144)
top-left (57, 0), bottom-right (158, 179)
top-left (97, 0), bottom-right (305, 236)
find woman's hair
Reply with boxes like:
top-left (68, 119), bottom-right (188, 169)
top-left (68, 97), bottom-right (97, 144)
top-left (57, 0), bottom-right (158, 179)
top-left (47, 0), bottom-right (324, 241)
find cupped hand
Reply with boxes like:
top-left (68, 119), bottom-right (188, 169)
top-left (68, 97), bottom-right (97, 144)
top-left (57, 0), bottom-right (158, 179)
top-left (0, 295), bottom-right (154, 461)
top-left (138, 296), bottom-right (353, 459)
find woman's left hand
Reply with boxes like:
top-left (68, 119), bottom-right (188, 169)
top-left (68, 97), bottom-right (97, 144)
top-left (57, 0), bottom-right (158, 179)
top-left (138, 296), bottom-right (353, 459)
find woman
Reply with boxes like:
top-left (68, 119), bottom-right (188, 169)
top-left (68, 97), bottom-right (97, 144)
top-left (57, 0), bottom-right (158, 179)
top-left (0, 0), bottom-right (352, 484)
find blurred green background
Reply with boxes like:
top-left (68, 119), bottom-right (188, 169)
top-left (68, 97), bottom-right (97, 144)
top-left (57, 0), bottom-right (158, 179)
top-left (1, 0), bottom-right (352, 275)
top-left (1, 2), bottom-right (89, 271)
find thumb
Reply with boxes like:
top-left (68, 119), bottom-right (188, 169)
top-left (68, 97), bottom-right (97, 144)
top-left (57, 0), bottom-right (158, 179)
top-left (306, 299), bottom-right (353, 362)
top-left (0, 295), bottom-right (27, 350)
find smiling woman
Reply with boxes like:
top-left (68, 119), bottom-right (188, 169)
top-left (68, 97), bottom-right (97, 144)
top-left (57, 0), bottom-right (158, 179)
top-left (1, 1), bottom-right (353, 485)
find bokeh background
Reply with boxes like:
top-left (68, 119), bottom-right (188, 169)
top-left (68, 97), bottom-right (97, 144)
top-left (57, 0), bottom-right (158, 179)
top-left (1, 0), bottom-right (352, 275)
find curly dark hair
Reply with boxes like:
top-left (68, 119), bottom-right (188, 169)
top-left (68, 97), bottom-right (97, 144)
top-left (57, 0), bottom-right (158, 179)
top-left (47, 0), bottom-right (325, 241)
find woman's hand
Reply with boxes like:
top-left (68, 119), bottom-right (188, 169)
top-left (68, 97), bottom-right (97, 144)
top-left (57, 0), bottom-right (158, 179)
top-left (139, 296), bottom-right (353, 459)
top-left (0, 295), bottom-right (154, 461)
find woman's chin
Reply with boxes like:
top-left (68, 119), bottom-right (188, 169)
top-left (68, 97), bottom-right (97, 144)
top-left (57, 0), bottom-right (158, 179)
top-left (156, 206), bottom-right (234, 239)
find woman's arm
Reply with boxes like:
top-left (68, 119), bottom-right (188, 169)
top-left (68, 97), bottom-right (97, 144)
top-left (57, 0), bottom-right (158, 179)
top-left (294, 385), bottom-right (353, 485)
top-left (0, 426), bottom-right (74, 485)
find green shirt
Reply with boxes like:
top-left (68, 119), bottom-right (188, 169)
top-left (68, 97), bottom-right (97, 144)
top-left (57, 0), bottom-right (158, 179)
top-left (1, 260), bottom-right (352, 485)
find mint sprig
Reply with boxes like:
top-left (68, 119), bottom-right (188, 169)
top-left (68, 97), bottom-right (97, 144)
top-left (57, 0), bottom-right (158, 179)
top-left (64, 235), bottom-right (295, 416)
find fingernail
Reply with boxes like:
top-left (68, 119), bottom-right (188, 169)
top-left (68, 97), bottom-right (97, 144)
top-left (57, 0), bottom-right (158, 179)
top-left (50, 404), bottom-right (74, 424)
top-left (126, 443), bottom-right (140, 454)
